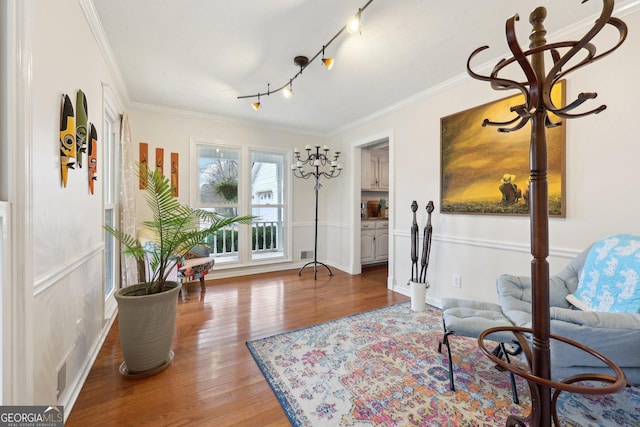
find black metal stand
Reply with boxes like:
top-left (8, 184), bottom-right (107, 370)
top-left (292, 145), bottom-right (342, 280)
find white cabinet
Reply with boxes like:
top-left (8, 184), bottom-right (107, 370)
top-left (361, 220), bottom-right (389, 265)
top-left (361, 149), bottom-right (389, 191)
top-left (377, 152), bottom-right (389, 190)
top-left (361, 225), bottom-right (375, 264)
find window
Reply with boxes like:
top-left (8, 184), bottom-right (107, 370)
top-left (251, 151), bottom-right (284, 261)
top-left (103, 104), bottom-right (119, 307)
top-left (192, 140), bottom-right (289, 265)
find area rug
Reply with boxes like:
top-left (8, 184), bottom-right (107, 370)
top-left (247, 302), bottom-right (640, 426)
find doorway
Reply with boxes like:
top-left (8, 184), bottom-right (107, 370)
top-left (350, 131), bottom-right (394, 290)
top-left (360, 142), bottom-right (389, 267)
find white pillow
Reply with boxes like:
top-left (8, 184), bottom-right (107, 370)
top-left (566, 293), bottom-right (594, 311)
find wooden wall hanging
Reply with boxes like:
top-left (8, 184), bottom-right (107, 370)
top-left (171, 152), bottom-right (179, 197)
top-left (88, 123), bottom-right (98, 194)
top-left (75, 89), bottom-right (88, 169)
top-left (139, 142), bottom-right (148, 189)
top-left (156, 147), bottom-right (164, 176)
top-left (59, 94), bottom-right (76, 188)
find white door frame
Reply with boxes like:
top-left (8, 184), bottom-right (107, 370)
top-left (348, 129), bottom-right (394, 289)
top-left (3, 0), bottom-right (34, 404)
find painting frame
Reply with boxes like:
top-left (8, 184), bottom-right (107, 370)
top-left (440, 81), bottom-right (566, 217)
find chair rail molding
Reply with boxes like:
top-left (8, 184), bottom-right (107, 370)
top-left (394, 231), bottom-right (581, 260)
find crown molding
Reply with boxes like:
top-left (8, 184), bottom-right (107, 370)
top-left (78, 0), bottom-right (130, 107)
top-left (330, 0), bottom-right (640, 137)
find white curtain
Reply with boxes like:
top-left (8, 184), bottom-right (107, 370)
top-left (119, 113), bottom-right (138, 286)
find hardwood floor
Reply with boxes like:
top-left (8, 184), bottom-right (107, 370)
top-left (66, 264), bottom-right (408, 426)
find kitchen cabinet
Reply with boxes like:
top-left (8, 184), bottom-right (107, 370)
top-left (361, 220), bottom-right (389, 264)
top-left (361, 149), bottom-right (389, 191)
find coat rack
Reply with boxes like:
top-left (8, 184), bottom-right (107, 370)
top-left (292, 145), bottom-right (342, 279)
top-left (467, 1), bottom-right (627, 425)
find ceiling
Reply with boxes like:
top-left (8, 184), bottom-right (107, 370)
top-left (91, 0), bottom-right (636, 135)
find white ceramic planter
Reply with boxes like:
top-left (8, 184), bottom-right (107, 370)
top-left (409, 281), bottom-right (429, 312)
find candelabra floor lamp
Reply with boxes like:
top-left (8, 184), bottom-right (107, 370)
top-left (292, 144), bottom-right (342, 279)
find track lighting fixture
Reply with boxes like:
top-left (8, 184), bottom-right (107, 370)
top-left (321, 46), bottom-right (334, 70)
top-left (238, 0), bottom-right (374, 109)
top-left (283, 80), bottom-right (294, 98)
top-left (346, 9), bottom-right (362, 34)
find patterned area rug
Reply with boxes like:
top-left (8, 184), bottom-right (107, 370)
top-left (247, 303), bottom-right (640, 426)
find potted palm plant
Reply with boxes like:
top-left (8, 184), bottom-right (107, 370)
top-left (105, 166), bottom-right (253, 377)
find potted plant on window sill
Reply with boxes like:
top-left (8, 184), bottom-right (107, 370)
top-left (105, 166), bottom-right (253, 377)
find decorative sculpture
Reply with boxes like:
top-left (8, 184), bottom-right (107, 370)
top-left (88, 123), bottom-right (98, 194)
top-left (419, 201), bottom-right (434, 284)
top-left (467, 1), bottom-right (627, 425)
top-left (409, 201), bottom-right (419, 282)
top-left (408, 200), bottom-right (434, 312)
top-left (59, 94), bottom-right (76, 187)
top-left (409, 200), bottom-right (434, 284)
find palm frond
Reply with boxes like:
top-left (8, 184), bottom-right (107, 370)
top-left (105, 165), bottom-right (256, 294)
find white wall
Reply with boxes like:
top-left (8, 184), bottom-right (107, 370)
top-left (328, 6), bottom-right (640, 307)
top-left (127, 108), bottom-right (329, 275)
top-left (14, 0), bottom-right (640, 416)
top-left (27, 0), bottom-right (122, 410)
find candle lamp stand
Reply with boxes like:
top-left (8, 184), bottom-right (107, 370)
top-left (292, 145), bottom-right (342, 279)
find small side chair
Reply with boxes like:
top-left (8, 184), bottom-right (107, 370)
top-left (438, 298), bottom-right (521, 404)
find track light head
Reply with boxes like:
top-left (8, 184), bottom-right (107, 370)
top-left (283, 81), bottom-right (294, 98)
top-left (346, 9), bottom-right (362, 34)
top-left (252, 94), bottom-right (261, 111)
top-left (321, 46), bottom-right (334, 70)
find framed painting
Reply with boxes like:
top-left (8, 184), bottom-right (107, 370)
top-left (440, 81), bottom-right (566, 217)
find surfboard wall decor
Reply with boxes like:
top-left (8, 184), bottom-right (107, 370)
top-left (88, 122), bottom-right (98, 194)
top-left (75, 89), bottom-right (88, 168)
top-left (60, 94), bottom-right (76, 187)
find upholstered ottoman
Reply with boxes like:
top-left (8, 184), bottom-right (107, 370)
top-left (438, 298), bottom-right (520, 403)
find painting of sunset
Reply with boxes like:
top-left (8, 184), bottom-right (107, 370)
top-left (440, 82), bottom-right (565, 217)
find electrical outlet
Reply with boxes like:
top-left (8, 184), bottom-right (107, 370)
top-left (452, 274), bottom-right (462, 288)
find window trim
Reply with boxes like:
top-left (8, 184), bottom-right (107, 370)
top-left (190, 138), bottom-right (292, 268)
top-left (102, 92), bottom-right (121, 320)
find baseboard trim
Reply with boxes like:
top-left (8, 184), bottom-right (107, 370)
top-left (61, 311), bottom-right (116, 422)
